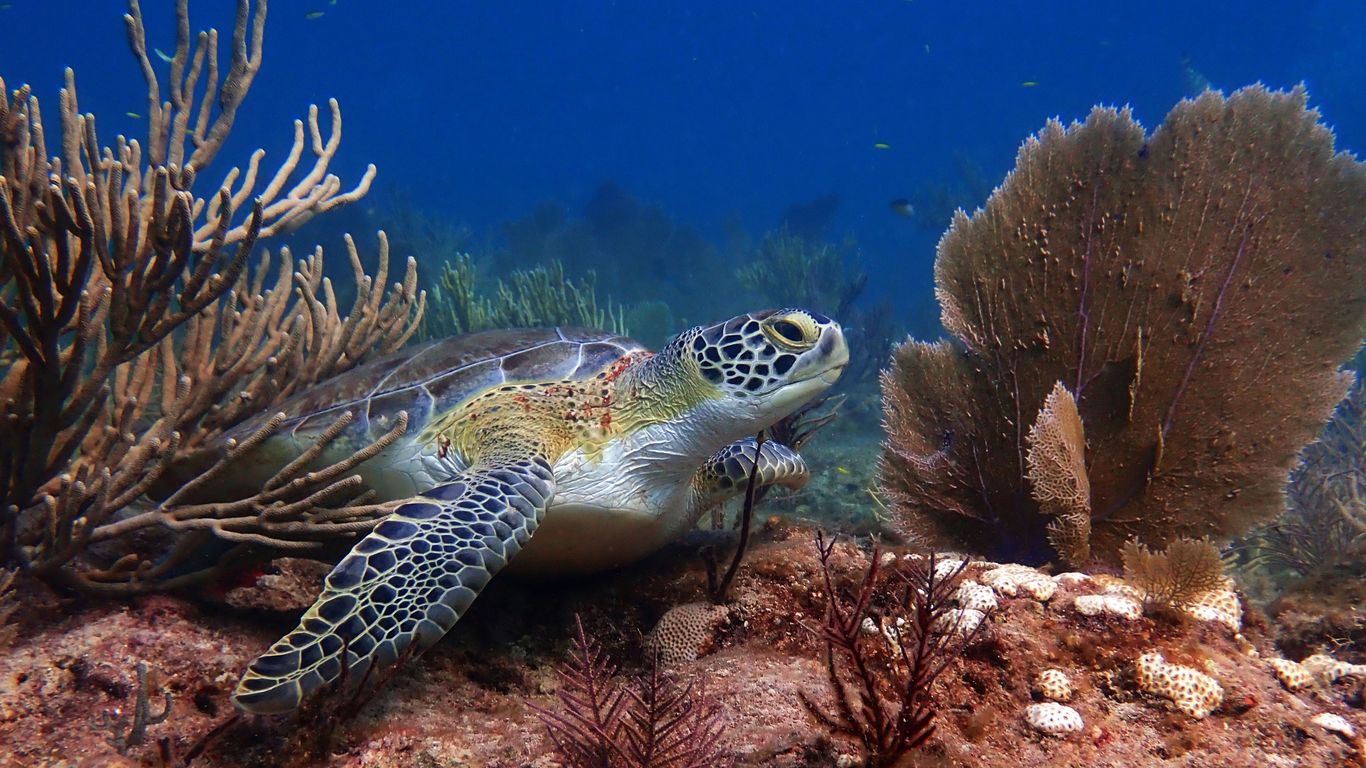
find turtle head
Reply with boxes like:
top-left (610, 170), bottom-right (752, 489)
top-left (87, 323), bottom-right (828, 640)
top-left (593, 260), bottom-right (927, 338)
top-left (664, 308), bottom-right (848, 437)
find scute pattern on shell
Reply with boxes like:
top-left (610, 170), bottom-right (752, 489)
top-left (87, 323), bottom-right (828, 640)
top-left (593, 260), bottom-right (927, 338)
top-left (225, 327), bottom-right (643, 444)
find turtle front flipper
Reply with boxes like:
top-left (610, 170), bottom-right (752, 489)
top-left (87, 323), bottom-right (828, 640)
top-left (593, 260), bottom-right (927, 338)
top-left (691, 437), bottom-right (808, 511)
top-left (232, 456), bottom-right (555, 714)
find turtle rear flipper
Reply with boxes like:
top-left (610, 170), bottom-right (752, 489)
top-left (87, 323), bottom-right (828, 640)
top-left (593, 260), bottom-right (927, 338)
top-left (232, 456), bottom-right (556, 714)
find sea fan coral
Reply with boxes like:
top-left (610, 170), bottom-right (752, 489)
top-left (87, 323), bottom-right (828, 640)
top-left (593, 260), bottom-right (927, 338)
top-left (881, 86), bottom-right (1366, 563)
top-left (1025, 382), bottom-right (1092, 566)
top-left (535, 617), bottom-right (731, 768)
top-left (1120, 537), bottom-right (1226, 611)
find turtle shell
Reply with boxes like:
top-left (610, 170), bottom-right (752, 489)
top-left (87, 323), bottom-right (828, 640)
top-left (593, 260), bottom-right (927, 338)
top-left (228, 327), bottom-right (644, 447)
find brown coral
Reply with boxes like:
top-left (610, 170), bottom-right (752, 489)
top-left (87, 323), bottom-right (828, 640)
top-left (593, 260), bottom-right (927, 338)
top-left (646, 602), bottom-right (731, 665)
top-left (881, 86), bottom-right (1366, 563)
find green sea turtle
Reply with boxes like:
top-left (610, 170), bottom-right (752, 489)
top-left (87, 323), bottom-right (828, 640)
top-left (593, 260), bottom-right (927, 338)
top-left (227, 308), bottom-right (847, 713)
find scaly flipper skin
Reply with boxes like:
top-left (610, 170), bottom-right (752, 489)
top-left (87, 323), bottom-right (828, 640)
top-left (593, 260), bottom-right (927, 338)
top-left (232, 457), bottom-right (555, 714)
top-left (692, 437), bottom-right (808, 510)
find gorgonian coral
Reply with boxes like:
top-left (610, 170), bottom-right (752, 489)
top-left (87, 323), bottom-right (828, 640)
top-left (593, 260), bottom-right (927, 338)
top-left (881, 86), bottom-right (1366, 563)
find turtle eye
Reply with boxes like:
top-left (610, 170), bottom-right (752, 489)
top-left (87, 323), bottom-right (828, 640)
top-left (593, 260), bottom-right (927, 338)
top-left (765, 317), bottom-right (810, 347)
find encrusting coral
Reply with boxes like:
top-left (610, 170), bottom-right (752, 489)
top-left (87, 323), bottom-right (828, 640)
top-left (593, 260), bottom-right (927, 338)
top-left (881, 85), bottom-right (1366, 564)
top-left (647, 602), bottom-right (732, 665)
top-left (1135, 650), bottom-right (1224, 719)
top-left (1024, 702), bottom-right (1083, 737)
top-left (0, 0), bottom-right (422, 591)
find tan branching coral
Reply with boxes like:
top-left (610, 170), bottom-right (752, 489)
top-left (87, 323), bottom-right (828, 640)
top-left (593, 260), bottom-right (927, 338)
top-left (1025, 382), bottom-right (1092, 566)
top-left (0, 0), bottom-right (420, 590)
top-left (880, 86), bottom-right (1366, 563)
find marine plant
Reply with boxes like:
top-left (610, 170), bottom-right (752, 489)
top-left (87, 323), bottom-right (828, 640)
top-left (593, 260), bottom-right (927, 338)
top-left (880, 86), bottom-right (1366, 564)
top-left (424, 253), bottom-right (626, 339)
top-left (535, 616), bottom-right (732, 768)
top-left (737, 227), bottom-right (867, 318)
top-left (0, 0), bottom-right (424, 590)
top-left (802, 535), bottom-right (985, 765)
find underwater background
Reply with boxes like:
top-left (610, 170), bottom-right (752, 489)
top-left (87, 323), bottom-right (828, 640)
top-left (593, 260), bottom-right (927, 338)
top-left (6, 0), bottom-right (1364, 342)
top-left (3, 1), bottom-right (1366, 766)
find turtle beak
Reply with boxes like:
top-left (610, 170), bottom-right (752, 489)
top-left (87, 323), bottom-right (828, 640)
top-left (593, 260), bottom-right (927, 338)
top-left (787, 323), bottom-right (849, 386)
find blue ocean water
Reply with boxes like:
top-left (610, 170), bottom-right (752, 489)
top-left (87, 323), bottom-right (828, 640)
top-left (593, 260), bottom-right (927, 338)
top-left (2, 0), bottom-right (1362, 335)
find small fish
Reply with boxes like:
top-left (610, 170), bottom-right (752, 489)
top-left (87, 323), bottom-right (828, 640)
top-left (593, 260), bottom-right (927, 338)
top-left (923, 43), bottom-right (930, 54)
top-left (1021, 80), bottom-right (1039, 88)
top-left (306, 11), bottom-right (325, 19)
top-left (873, 142), bottom-right (891, 150)
top-left (1181, 54), bottom-right (1212, 96)
top-left (125, 112), bottom-right (142, 119)
top-left (890, 199), bottom-right (915, 219)
top-left (153, 47), bottom-right (174, 63)
top-left (0, 4), bottom-right (12, 10)
top-left (835, 466), bottom-right (850, 475)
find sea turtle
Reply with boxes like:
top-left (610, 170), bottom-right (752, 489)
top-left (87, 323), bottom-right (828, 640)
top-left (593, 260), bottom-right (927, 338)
top-left (227, 308), bottom-right (847, 713)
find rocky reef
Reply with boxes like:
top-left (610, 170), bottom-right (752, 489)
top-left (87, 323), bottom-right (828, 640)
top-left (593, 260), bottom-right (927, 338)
top-left (3, 520), bottom-right (1365, 767)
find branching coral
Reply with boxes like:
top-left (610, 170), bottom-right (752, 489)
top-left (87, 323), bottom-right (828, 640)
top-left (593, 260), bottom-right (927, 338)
top-left (535, 616), bottom-right (732, 768)
top-left (0, 0), bottom-right (423, 590)
top-left (880, 86), bottom-right (1366, 563)
top-left (801, 537), bottom-right (986, 765)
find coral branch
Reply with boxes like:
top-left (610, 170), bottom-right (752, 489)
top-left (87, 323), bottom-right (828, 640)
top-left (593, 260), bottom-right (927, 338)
top-left (0, 1), bottom-right (412, 590)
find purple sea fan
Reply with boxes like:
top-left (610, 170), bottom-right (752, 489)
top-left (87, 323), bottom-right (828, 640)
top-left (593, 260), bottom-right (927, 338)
top-left (534, 616), bottom-right (733, 768)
